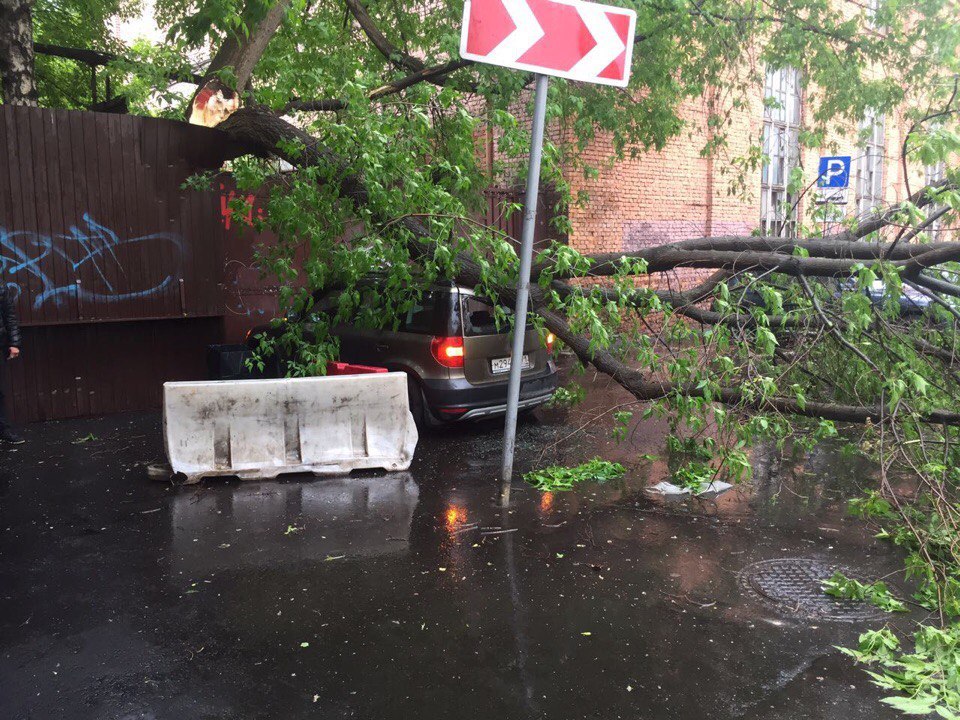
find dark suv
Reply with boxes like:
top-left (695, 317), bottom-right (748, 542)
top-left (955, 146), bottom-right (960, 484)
top-left (247, 280), bottom-right (558, 426)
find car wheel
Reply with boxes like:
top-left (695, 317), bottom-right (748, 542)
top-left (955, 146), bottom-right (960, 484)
top-left (406, 376), bottom-right (428, 429)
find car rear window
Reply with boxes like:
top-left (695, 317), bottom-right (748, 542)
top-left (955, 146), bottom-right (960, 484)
top-left (461, 295), bottom-right (501, 336)
top-left (462, 295), bottom-right (522, 337)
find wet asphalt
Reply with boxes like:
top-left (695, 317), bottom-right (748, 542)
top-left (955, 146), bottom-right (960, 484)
top-left (0, 373), bottom-right (910, 719)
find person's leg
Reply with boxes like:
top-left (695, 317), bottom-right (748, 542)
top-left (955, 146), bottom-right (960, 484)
top-left (0, 359), bottom-right (23, 444)
top-left (0, 358), bottom-right (7, 430)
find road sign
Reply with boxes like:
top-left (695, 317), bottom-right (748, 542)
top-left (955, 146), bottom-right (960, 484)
top-left (460, 0), bottom-right (637, 87)
top-left (459, 0), bottom-right (635, 501)
top-left (817, 156), bottom-right (851, 188)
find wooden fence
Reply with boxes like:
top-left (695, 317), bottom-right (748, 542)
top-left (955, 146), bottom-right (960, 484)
top-left (0, 106), bottom-right (269, 421)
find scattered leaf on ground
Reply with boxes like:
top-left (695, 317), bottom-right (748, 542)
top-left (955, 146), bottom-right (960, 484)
top-left (822, 572), bottom-right (907, 612)
top-left (524, 458), bottom-right (626, 492)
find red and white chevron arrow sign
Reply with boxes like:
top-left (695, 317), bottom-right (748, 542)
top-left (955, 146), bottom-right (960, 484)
top-left (460, 0), bottom-right (636, 87)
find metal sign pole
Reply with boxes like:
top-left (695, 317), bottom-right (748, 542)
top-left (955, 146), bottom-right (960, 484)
top-left (500, 73), bottom-right (550, 506)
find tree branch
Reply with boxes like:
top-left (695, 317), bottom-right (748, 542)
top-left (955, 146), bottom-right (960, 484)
top-left (343, 0), bottom-right (424, 73)
top-left (34, 42), bottom-right (205, 84)
top-left (282, 58), bottom-right (473, 113)
top-left (541, 307), bottom-right (960, 425)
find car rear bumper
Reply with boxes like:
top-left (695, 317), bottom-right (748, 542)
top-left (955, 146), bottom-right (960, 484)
top-left (421, 368), bottom-right (558, 421)
top-left (455, 390), bottom-right (556, 420)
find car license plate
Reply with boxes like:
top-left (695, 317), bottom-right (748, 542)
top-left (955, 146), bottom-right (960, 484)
top-left (491, 355), bottom-right (530, 374)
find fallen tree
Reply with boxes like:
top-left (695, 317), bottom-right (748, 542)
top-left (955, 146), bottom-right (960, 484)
top-left (216, 91), bottom-right (960, 714)
top-left (5, 0), bottom-right (960, 711)
top-left (5, 0), bottom-right (960, 482)
top-left (208, 60), bottom-right (960, 710)
top-left (216, 104), bottom-right (960, 428)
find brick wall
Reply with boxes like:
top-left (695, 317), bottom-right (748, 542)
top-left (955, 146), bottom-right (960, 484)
top-left (557, 93), bottom-right (762, 287)
top-left (481, 77), bottom-right (934, 290)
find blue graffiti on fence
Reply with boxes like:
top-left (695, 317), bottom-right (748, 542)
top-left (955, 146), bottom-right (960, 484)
top-left (0, 214), bottom-right (183, 309)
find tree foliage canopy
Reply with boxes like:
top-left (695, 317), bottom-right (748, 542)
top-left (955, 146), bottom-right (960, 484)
top-left (31, 0), bottom-right (142, 107)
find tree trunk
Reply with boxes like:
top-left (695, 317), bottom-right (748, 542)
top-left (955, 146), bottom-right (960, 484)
top-left (0, 0), bottom-right (38, 106)
top-left (187, 0), bottom-right (291, 120)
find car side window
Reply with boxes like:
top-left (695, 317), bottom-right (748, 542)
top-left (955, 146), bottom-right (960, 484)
top-left (402, 290), bottom-right (453, 334)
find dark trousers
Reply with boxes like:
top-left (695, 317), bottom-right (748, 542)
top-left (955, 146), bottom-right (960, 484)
top-left (0, 359), bottom-right (8, 430)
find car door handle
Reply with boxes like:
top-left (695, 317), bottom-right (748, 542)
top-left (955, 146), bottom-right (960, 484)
top-left (376, 344), bottom-right (390, 352)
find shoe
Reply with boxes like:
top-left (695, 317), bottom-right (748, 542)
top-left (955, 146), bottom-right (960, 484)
top-left (0, 430), bottom-right (24, 444)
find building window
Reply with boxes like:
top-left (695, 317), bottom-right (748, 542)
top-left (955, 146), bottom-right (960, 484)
top-left (925, 161), bottom-right (946, 242)
top-left (856, 110), bottom-right (885, 216)
top-left (760, 66), bottom-right (802, 237)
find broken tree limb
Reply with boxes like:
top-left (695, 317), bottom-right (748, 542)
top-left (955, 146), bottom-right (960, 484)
top-left (344, 0), bottom-right (426, 74)
top-left (282, 58), bottom-right (473, 114)
top-left (577, 236), bottom-right (960, 279)
top-left (188, 0), bottom-right (293, 119)
top-left (538, 307), bottom-right (960, 425)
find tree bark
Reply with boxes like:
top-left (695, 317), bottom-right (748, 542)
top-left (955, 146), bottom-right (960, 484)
top-left (208, 0), bottom-right (290, 90)
top-left (0, 0), bottom-right (38, 106)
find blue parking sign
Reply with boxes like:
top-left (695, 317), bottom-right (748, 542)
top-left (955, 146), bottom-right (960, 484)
top-left (817, 156), bottom-right (851, 188)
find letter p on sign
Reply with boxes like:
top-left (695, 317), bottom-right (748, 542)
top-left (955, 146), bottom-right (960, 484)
top-left (817, 156), bottom-right (851, 189)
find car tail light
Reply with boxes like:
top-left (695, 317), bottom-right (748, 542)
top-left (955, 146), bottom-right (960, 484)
top-left (545, 332), bottom-right (555, 353)
top-left (431, 336), bottom-right (464, 368)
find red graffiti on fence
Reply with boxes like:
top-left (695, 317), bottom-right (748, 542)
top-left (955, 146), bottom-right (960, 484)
top-left (219, 185), bottom-right (265, 230)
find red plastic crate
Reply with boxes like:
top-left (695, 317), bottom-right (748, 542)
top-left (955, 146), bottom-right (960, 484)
top-left (326, 361), bottom-right (389, 376)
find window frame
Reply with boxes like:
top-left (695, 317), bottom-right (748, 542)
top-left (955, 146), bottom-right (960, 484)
top-left (924, 161), bottom-right (947, 242)
top-left (760, 66), bottom-right (803, 238)
top-left (856, 110), bottom-right (886, 217)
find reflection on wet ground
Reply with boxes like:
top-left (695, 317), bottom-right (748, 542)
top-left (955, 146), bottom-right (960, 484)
top-left (0, 374), bottom-right (907, 719)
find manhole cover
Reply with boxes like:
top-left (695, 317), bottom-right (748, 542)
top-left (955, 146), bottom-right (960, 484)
top-left (738, 558), bottom-right (889, 621)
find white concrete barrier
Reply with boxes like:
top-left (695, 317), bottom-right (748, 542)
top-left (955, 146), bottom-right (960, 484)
top-left (163, 373), bottom-right (418, 483)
